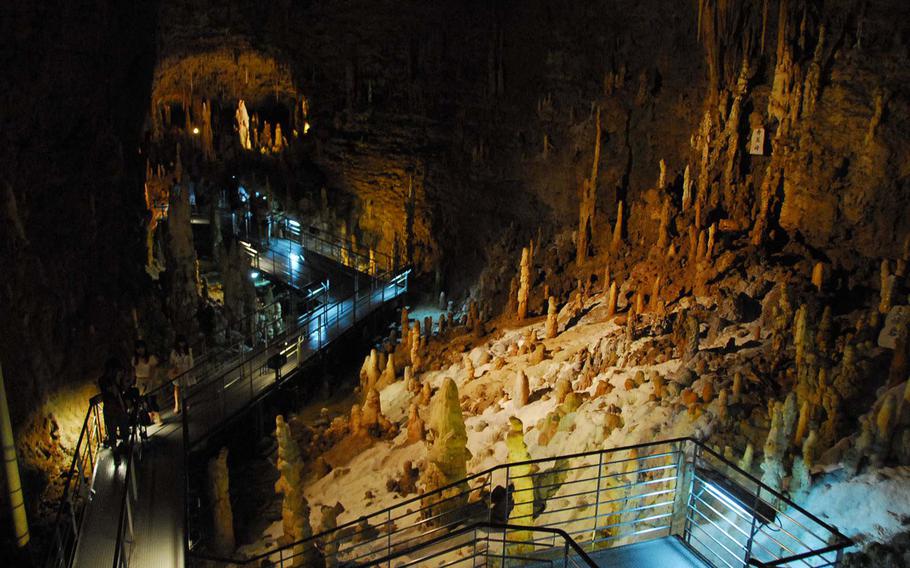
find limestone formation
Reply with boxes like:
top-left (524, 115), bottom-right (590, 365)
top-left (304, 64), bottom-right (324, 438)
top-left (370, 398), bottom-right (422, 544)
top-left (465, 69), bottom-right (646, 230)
top-left (406, 402), bottom-right (425, 444)
top-left (545, 296), bottom-right (558, 339)
top-left (274, 416), bottom-right (317, 565)
top-left (880, 260), bottom-right (896, 314)
top-left (207, 447), bottom-right (235, 555)
top-left (235, 99), bottom-right (251, 150)
top-left (463, 355), bottom-right (475, 382)
top-left (610, 201), bottom-right (624, 255)
top-left (812, 262), bottom-right (825, 292)
top-left (577, 108), bottom-right (601, 262)
top-left (421, 379), bottom-right (472, 524)
top-left (607, 282), bottom-right (618, 318)
top-left (506, 416), bottom-right (536, 549)
top-left (360, 388), bottom-right (393, 437)
top-left (513, 370), bottom-right (530, 407)
top-left (761, 394), bottom-right (798, 492)
top-left (518, 247), bottom-right (531, 320)
top-left (377, 353), bottom-right (397, 390)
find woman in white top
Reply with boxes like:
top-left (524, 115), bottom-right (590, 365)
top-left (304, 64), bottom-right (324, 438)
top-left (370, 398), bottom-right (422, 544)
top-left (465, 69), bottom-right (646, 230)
top-left (132, 340), bottom-right (160, 422)
top-left (168, 335), bottom-right (194, 414)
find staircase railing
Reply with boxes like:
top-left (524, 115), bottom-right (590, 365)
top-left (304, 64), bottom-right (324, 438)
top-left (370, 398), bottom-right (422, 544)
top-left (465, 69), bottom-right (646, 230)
top-left (186, 437), bottom-right (851, 568)
top-left (362, 522), bottom-right (598, 568)
top-left (111, 408), bottom-right (142, 568)
top-left (44, 399), bottom-right (107, 568)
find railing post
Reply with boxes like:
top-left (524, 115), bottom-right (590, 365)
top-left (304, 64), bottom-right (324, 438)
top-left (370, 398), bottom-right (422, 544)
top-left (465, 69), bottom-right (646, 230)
top-left (501, 466), bottom-right (511, 567)
top-left (590, 451), bottom-right (604, 547)
top-left (386, 509), bottom-right (392, 568)
top-left (744, 479), bottom-right (762, 567)
top-left (671, 440), bottom-right (695, 540)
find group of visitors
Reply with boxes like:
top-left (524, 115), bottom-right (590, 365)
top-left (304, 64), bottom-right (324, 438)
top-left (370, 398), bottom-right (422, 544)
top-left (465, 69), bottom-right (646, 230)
top-left (97, 336), bottom-right (195, 457)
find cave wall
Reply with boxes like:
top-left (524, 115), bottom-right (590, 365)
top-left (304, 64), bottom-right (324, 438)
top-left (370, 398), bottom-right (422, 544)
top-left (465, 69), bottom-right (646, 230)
top-left (0, 0), bottom-right (160, 533)
top-left (151, 0), bottom-right (910, 288)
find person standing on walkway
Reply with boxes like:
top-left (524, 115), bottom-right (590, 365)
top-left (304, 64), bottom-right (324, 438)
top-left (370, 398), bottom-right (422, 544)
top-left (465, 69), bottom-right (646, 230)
top-left (98, 358), bottom-right (129, 461)
top-left (131, 340), bottom-right (160, 423)
top-left (168, 335), bottom-right (193, 414)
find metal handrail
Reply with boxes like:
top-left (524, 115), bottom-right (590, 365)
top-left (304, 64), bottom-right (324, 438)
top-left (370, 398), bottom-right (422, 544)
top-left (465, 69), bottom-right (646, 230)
top-left (44, 400), bottom-right (106, 568)
top-left (111, 406), bottom-right (142, 568)
top-left (362, 522), bottom-right (599, 568)
top-left (188, 437), bottom-right (850, 567)
top-left (180, 269), bottom-right (409, 448)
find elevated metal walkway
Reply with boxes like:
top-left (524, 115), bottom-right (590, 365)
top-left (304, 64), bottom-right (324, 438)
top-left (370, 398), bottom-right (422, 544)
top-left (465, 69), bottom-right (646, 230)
top-left (45, 220), bottom-right (409, 568)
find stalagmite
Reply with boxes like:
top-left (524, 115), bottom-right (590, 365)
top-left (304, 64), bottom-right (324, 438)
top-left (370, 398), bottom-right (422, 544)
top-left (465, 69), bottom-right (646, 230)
top-left (401, 306), bottom-right (410, 336)
top-left (377, 353), bottom-right (397, 389)
top-left (606, 282), bottom-right (618, 318)
top-left (706, 223), bottom-right (716, 259)
top-left (517, 247), bottom-right (531, 320)
top-left (207, 447), bottom-right (235, 554)
top-left (761, 394), bottom-right (798, 491)
top-left (610, 201), bottom-right (624, 255)
top-left (738, 443), bottom-right (754, 472)
top-left (421, 379), bottom-right (472, 523)
top-left (274, 416), bottom-right (317, 565)
top-left (236, 99), bottom-right (252, 150)
top-left (545, 296), bottom-right (558, 339)
top-left (682, 164), bottom-right (693, 212)
top-left (812, 262), bottom-right (825, 292)
top-left (649, 276), bottom-right (661, 312)
top-left (656, 199), bottom-right (670, 250)
top-left (732, 372), bottom-right (743, 400)
top-left (463, 355), bottom-right (475, 382)
top-left (634, 291), bottom-right (644, 315)
top-left (577, 107), bottom-right (601, 262)
top-left (880, 259), bottom-right (895, 314)
top-left (406, 402), bottom-right (425, 444)
top-left (513, 371), bottom-right (530, 407)
top-left (794, 400), bottom-right (810, 447)
top-left (365, 349), bottom-right (381, 392)
top-left (506, 416), bottom-right (536, 550)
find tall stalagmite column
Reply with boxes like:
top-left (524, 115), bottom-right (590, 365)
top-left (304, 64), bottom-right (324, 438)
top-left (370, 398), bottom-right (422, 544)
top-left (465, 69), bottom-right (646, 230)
top-left (0, 363), bottom-right (28, 548)
top-left (517, 247), bottom-right (531, 320)
top-left (274, 416), bottom-right (316, 566)
top-left (577, 107), bottom-right (601, 262)
top-left (207, 447), bottom-right (235, 554)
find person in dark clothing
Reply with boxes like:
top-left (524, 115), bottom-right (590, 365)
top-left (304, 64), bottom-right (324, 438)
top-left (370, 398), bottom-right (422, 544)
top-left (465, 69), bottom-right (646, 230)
top-left (98, 357), bottom-right (130, 461)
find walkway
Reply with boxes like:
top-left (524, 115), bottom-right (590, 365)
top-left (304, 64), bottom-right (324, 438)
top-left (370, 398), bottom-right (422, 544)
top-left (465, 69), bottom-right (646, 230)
top-left (67, 227), bottom-right (408, 568)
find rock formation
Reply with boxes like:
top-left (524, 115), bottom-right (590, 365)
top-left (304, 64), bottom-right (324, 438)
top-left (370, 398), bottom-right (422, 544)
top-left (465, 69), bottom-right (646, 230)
top-left (274, 415), bottom-right (317, 565)
top-left (207, 447), bottom-right (234, 555)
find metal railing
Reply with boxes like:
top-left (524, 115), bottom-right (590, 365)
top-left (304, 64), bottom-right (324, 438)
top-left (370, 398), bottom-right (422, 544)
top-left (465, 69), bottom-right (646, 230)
top-left (277, 216), bottom-right (394, 276)
top-left (357, 522), bottom-right (597, 568)
top-left (180, 268), bottom-right (409, 448)
top-left (111, 409), bottom-right (143, 568)
top-left (44, 399), bottom-right (107, 568)
top-left (187, 438), bottom-right (850, 567)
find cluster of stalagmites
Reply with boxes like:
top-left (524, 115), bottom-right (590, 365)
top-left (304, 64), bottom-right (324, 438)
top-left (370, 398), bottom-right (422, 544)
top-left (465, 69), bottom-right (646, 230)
top-left (200, 3), bottom-right (910, 559)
